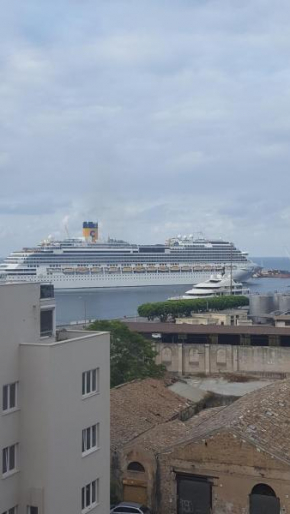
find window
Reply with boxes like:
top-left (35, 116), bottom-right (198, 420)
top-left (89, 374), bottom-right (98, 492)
top-left (2, 444), bottom-right (18, 476)
top-left (81, 479), bottom-right (99, 512)
top-left (2, 383), bottom-right (18, 412)
top-left (82, 369), bottom-right (99, 397)
top-left (2, 507), bottom-right (18, 514)
top-left (27, 508), bottom-right (38, 514)
top-left (82, 424), bottom-right (99, 455)
top-left (127, 461), bottom-right (145, 472)
top-left (40, 309), bottom-right (53, 337)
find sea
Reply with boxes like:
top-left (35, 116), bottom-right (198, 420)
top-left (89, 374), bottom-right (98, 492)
top-left (55, 257), bottom-right (290, 326)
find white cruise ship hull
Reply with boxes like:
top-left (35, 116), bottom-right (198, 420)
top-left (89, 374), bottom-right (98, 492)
top-left (3, 267), bottom-right (254, 290)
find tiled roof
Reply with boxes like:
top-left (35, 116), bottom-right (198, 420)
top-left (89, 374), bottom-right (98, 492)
top-left (160, 379), bottom-right (290, 463)
top-left (111, 378), bottom-right (192, 450)
top-left (125, 407), bottom-right (223, 453)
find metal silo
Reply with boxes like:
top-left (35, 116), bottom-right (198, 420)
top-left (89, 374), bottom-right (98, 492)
top-left (278, 294), bottom-right (290, 313)
top-left (249, 294), bottom-right (275, 317)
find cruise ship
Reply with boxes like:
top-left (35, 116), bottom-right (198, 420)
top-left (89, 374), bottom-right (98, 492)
top-left (0, 222), bottom-right (257, 290)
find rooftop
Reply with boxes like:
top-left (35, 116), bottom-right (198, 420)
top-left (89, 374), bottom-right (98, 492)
top-left (122, 379), bottom-right (290, 466)
top-left (126, 407), bottom-right (222, 454)
top-left (110, 378), bottom-right (192, 450)
top-left (161, 379), bottom-right (290, 463)
top-left (124, 321), bottom-right (290, 336)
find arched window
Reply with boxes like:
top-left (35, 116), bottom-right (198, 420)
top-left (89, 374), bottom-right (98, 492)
top-left (161, 347), bottom-right (172, 363)
top-left (250, 483), bottom-right (280, 514)
top-left (251, 484), bottom-right (276, 497)
top-left (127, 461), bottom-right (145, 473)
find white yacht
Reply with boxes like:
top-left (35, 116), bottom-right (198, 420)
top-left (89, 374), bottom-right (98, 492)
top-left (0, 222), bottom-right (257, 290)
top-left (170, 274), bottom-right (250, 300)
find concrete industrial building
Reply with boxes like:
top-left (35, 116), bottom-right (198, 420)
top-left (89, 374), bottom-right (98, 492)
top-left (125, 322), bottom-right (290, 377)
top-left (0, 282), bottom-right (110, 514)
top-left (175, 309), bottom-right (252, 326)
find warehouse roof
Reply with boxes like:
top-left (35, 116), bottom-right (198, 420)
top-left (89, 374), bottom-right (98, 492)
top-left (110, 378), bottom-right (192, 450)
top-left (124, 321), bottom-right (290, 336)
top-left (161, 379), bottom-right (290, 464)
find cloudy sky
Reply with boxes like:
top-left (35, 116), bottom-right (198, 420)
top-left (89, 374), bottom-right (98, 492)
top-left (1, 0), bottom-right (290, 256)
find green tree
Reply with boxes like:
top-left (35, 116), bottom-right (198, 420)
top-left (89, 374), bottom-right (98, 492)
top-left (138, 295), bottom-right (249, 322)
top-left (88, 320), bottom-right (165, 387)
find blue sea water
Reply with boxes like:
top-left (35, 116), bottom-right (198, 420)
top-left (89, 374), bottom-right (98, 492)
top-left (55, 257), bottom-right (290, 325)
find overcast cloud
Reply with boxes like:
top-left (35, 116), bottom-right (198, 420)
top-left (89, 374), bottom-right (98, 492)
top-left (1, 0), bottom-right (290, 255)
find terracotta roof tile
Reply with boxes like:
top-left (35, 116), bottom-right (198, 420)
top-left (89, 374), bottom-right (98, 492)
top-left (158, 379), bottom-right (290, 463)
top-left (111, 378), bottom-right (191, 450)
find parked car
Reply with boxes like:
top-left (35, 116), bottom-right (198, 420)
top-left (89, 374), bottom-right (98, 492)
top-left (110, 502), bottom-right (151, 514)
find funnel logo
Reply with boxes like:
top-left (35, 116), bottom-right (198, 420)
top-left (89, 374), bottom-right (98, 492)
top-left (90, 230), bottom-right (97, 237)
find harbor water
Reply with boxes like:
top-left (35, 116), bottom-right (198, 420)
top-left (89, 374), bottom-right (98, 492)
top-left (55, 257), bottom-right (290, 325)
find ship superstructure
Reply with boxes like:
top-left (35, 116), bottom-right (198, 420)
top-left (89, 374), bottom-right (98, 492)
top-left (169, 275), bottom-right (250, 300)
top-left (0, 222), bottom-right (257, 289)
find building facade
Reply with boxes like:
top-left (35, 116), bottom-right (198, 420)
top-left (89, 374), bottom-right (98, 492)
top-left (175, 309), bottom-right (251, 326)
top-left (115, 380), bottom-right (290, 514)
top-left (0, 282), bottom-right (110, 514)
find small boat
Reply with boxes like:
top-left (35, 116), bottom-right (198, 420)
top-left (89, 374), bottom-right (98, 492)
top-left (147, 266), bottom-right (157, 272)
top-left (76, 267), bottom-right (89, 274)
top-left (107, 267), bottom-right (120, 273)
top-left (63, 268), bottom-right (75, 274)
top-left (181, 266), bottom-right (192, 272)
top-left (122, 267), bottom-right (133, 273)
top-left (158, 266), bottom-right (169, 272)
top-left (91, 267), bottom-right (102, 273)
top-left (134, 266), bottom-right (146, 273)
top-left (170, 265), bottom-right (180, 272)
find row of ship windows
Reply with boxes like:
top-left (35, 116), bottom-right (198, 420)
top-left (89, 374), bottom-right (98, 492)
top-left (46, 274), bottom-right (217, 280)
top-left (30, 249), bottom-right (240, 254)
top-left (16, 258), bottom-right (246, 265)
top-left (18, 258), bottom-right (247, 266)
top-left (9, 251), bottom-right (244, 259)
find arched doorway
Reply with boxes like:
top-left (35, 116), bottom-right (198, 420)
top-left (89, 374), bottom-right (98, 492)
top-left (123, 461), bottom-right (147, 505)
top-left (250, 483), bottom-right (280, 514)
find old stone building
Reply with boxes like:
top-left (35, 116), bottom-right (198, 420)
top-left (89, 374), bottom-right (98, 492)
top-left (112, 378), bottom-right (290, 514)
top-left (110, 378), bottom-right (193, 506)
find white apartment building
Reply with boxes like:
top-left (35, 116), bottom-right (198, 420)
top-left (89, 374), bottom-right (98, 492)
top-left (0, 282), bottom-right (110, 514)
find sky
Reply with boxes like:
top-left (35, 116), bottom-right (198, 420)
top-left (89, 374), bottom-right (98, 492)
top-left (1, 0), bottom-right (290, 256)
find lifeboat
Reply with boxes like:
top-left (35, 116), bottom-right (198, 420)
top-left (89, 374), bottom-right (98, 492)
top-left (181, 265), bottom-right (192, 272)
top-left (134, 266), bottom-right (146, 273)
top-left (76, 267), bottom-right (89, 274)
top-left (170, 265), bottom-right (180, 272)
top-left (91, 267), bottom-right (102, 273)
top-left (63, 268), bottom-right (75, 274)
top-left (122, 267), bottom-right (133, 273)
top-left (107, 266), bottom-right (120, 273)
top-left (158, 266), bottom-right (169, 272)
top-left (147, 266), bottom-right (157, 272)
